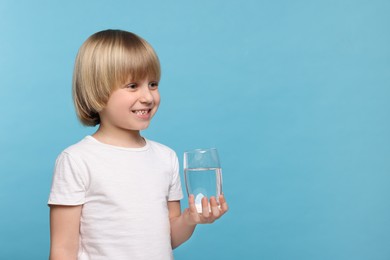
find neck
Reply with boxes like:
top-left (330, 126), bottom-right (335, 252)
top-left (92, 125), bottom-right (146, 148)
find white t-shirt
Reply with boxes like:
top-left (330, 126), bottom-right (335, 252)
top-left (48, 136), bottom-right (183, 260)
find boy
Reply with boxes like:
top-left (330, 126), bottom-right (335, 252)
top-left (48, 29), bottom-right (228, 260)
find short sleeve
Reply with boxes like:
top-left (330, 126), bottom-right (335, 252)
top-left (48, 152), bottom-right (87, 205)
top-left (168, 153), bottom-right (184, 201)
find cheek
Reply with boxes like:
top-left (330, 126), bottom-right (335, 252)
top-left (111, 100), bottom-right (129, 112)
top-left (154, 93), bottom-right (161, 107)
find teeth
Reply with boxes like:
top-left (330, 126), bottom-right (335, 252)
top-left (134, 110), bottom-right (148, 115)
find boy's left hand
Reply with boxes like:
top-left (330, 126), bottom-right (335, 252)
top-left (183, 194), bottom-right (228, 225)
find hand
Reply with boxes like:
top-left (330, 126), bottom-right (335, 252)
top-left (183, 194), bottom-right (229, 225)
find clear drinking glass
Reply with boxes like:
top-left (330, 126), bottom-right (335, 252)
top-left (184, 148), bottom-right (223, 213)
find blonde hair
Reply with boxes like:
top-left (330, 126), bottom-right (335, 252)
top-left (72, 29), bottom-right (161, 126)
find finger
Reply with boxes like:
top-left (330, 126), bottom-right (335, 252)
top-left (188, 195), bottom-right (201, 222)
top-left (188, 195), bottom-right (198, 214)
top-left (210, 196), bottom-right (220, 218)
top-left (201, 196), bottom-right (210, 218)
top-left (219, 194), bottom-right (229, 213)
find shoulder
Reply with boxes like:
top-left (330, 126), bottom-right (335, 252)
top-left (55, 136), bottom-right (97, 163)
top-left (146, 139), bottom-right (179, 165)
top-left (61, 136), bottom-right (96, 154)
top-left (147, 139), bottom-right (176, 155)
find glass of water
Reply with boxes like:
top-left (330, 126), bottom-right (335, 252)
top-left (184, 148), bottom-right (223, 213)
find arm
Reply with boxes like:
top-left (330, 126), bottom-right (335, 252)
top-left (168, 200), bottom-right (196, 249)
top-left (169, 194), bottom-right (229, 249)
top-left (49, 205), bottom-right (82, 260)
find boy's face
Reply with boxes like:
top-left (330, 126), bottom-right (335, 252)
top-left (99, 78), bottom-right (160, 132)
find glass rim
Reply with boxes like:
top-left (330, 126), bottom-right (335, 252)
top-left (184, 147), bottom-right (218, 154)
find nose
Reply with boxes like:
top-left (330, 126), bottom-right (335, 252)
top-left (139, 85), bottom-right (153, 104)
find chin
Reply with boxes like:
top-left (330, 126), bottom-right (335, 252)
top-left (136, 123), bottom-right (151, 131)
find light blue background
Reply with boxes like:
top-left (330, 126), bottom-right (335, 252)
top-left (1, 0), bottom-right (389, 259)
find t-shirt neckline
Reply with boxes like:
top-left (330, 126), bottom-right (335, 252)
top-left (85, 135), bottom-right (150, 152)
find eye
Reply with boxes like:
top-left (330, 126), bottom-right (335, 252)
top-left (125, 83), bottom-right (137, 90)
top-left (149, 81), bottom-right (159, 90)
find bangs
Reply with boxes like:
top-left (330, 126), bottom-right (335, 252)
top-left (113, 33), bottom-right (161, 86)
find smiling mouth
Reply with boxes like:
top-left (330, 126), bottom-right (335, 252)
top-left (132, 109), bottom-right (151, 115)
